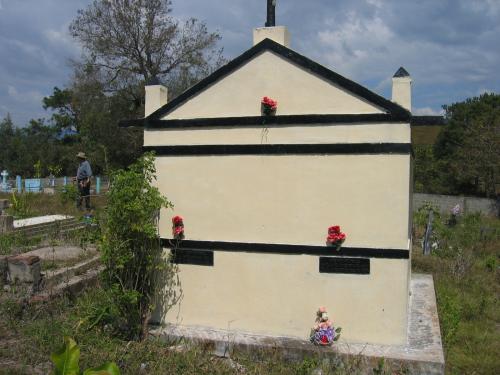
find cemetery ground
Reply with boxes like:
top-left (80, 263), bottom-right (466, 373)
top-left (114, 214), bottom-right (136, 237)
top-left (0, 194), bottom-right (499, 374)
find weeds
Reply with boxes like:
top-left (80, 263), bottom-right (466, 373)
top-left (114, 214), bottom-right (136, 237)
top-left (413, 211), bottom-right (500, 374)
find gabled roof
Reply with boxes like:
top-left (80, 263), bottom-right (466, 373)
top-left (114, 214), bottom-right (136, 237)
top-left (146, 38), bottom-right (410, 121)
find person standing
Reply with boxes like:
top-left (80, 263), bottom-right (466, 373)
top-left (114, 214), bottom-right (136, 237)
top-left (75, 152), bottom-right (92, 210)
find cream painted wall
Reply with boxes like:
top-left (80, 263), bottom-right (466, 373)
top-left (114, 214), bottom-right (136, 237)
top-left (145, 84), bottom-right (168, 117)
top-left (162, 251), bottom-right (409, 345)
top-left (163, 51), bottom-right (385, 119)
top-left (392, 76), bottom-right (412, 112)
top-left (155, 154), bottom-right (411, 250)
top-left (144, 123), bottom-right (410, 146)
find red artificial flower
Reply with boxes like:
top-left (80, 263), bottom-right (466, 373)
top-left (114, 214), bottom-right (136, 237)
top-left (326, 225), bottom-right (346, 247)
top-left (328, 226), bottom-right (340, 235)
top-left (261, 96), bottom-right (278, 110)
top-left (173, 226), bottom-right (184, 235)
top-left (172, 216), bottom-right (183, 225)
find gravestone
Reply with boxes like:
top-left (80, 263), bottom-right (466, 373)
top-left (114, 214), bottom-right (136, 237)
top-left (1, 170), bottom-right (9, 192)
top-left (7, 255), bottom-right (41, 285)
top-left (0, 199), bottom-right (13, 233)
top-left (25, 178), bottom-right (42, 193)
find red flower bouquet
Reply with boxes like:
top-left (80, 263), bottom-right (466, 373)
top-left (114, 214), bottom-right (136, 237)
top-left (172, 215), bottom-right (184, 239)
top-left (326, 225), bottom-right (346, 250)
top-left (261, 96), bottom-right (278, 116)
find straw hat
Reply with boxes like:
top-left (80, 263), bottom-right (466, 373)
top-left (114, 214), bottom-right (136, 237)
top-left (76, 152), bottom-right (87, 159)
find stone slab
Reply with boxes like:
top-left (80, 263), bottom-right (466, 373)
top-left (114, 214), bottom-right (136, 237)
top-left (0, 199), bottom-right (9, 209)
top-left (13, 215), bottom-right (72, 229)
top-left (7, 255), bottom-right (41, 284)
top-left (23, 245), bottom-right (96, 262)
top-left (0, 256), bottom-right (7, 283)
top-left (151, 273), bottom-right (444, 375)
top-left (0, 215), bottom-right (14, 233)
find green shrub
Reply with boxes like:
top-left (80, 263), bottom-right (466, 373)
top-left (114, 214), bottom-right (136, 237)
top-left (99, 153), bottom-right (179, 340)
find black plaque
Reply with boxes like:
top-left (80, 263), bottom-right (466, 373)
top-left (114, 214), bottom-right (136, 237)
top-left (172, 249), bottom-right (214, 266)
top-left (319, 257), bottom-right (370, 274)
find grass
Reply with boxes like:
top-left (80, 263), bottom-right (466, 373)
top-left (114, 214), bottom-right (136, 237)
top-left (412, 209), bottom-right (500, 374)
top-left (0, 190), bottom-right (107, 219)
top-left (1, 192), bottom-right (498, 374)
top-left (0, 191), bottom-right (104, 257)
top-left (0, 287), bottom-right (404, 375)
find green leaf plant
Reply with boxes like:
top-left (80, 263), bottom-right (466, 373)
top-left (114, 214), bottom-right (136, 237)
top-left (100, 152), bottom-right (180, 340)
top-left (51, 337), bottom-right (120, 375)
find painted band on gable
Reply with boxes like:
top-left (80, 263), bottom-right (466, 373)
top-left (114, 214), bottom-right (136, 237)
top-left (119, 113), bottom-right (409, 128)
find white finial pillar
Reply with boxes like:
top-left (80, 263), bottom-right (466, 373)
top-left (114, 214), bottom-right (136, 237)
top-left (145, 77), bottom-right (168, 117)
top-left (392, 67), bottom-right (412, 112)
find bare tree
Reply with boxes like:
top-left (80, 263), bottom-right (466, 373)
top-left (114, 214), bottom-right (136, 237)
top-left (70, 0), bottom-right (224, 99)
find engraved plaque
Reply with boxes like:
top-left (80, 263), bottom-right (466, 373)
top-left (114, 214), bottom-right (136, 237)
top-left (172, 249), bottom-right (214, 266)
top-left (319, 257), bottom-right (370, 274)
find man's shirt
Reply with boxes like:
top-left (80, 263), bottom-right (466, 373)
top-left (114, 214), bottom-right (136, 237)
top-left (77, 160), bottom-right (92, 180)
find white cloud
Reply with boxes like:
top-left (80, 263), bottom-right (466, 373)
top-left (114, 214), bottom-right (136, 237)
top-left (413, 107), bottom-right (444, 116)
top-left (7, 85), bottom-right (43, 104)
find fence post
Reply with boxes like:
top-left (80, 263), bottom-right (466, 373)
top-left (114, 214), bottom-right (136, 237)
top-left (96, 176), bottom-right (101, 194)
top-left (16, 175), bottom-right (22, 193)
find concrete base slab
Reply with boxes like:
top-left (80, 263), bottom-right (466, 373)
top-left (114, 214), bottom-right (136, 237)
top-left (13, 215), bottom-right (72, 228)
top-left (151, 274), bottom-right (444, 375)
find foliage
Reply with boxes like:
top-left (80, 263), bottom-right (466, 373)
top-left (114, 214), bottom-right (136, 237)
top-left (413, 93), bottom-right (500, 197)
top-left (412, 212), bottom-right (500, 374)
top-left (100, 153), bottom-right (177, 339)
top-left (10, 192), bottom-right (33, 218)
top-left (69, 0), bottom-right (224, 98)
top-left (59, 184), bottom-right (80, 206)
top-left (51, 336), bottom-right (120, 375)
top-left (434, 93), bottom-right (500, 197)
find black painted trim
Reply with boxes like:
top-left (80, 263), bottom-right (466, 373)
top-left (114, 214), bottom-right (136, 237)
top-left (146, 39), bottom-right (410, 121)
top-left (171, 249), bottom-right (214, 266)
top-left (119, 113), bottom-right (409, 128)
top-left (410, 116), bottom-right (446, 126)
top-left (161, 239), bottom-right (409, 259)
top-left (319, 257), bottom-right (370, 274)
top-left (143, 143), bottom-right (411, 156)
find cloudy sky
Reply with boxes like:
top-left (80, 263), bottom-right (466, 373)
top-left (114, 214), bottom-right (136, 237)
top-left (1, 0), bottom-right (499, 125)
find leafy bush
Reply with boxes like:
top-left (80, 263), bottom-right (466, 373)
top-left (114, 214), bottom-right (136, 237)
top-left (9, 191), bottom-right (33, 218)
top-left (59, 183), bottom-right (79, 205)
top-left (99, 153), bottom-right (178, 340)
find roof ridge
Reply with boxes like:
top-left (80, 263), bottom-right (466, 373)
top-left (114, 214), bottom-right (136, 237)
top-left (147, 38), bottom-right (410, 120)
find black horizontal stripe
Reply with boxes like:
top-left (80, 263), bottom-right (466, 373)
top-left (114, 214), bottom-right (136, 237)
top-left (119, 113), bottom-right (409, 128)
top-left (143, 143), bottom-right (411, 156)
top-left (161, 239), bottom-right (409, 259)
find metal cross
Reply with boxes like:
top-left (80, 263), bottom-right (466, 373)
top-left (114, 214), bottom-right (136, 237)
top-left (265, 0), bottom-right (276, 27)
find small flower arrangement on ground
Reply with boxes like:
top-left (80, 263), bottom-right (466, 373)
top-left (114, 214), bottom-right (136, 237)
top-left (261, 96), bottom-right (278, 116)
top-left (310, 306), bottom-right (341, 346)
top-left (326, 225), bottom-right (346, 250)
top-left (172, 215), bottom-right (184, 239)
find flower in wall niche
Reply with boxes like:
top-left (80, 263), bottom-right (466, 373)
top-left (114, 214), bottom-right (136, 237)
top-left (172, 215), bottom-right (184, 239)
top-left (310, 307), bottom-right (341, 346)
top-left (326, 225), bottom-right (346, 250)
top-left (261, 96), bottom-right (278, 116)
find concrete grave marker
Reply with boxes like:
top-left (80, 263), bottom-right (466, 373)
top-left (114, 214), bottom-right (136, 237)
top-left (7, 255), bottom-right (41, 285)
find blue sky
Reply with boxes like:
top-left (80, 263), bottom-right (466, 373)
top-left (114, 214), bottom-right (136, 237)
top-left (1, 0), bottom-right (499, 125)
